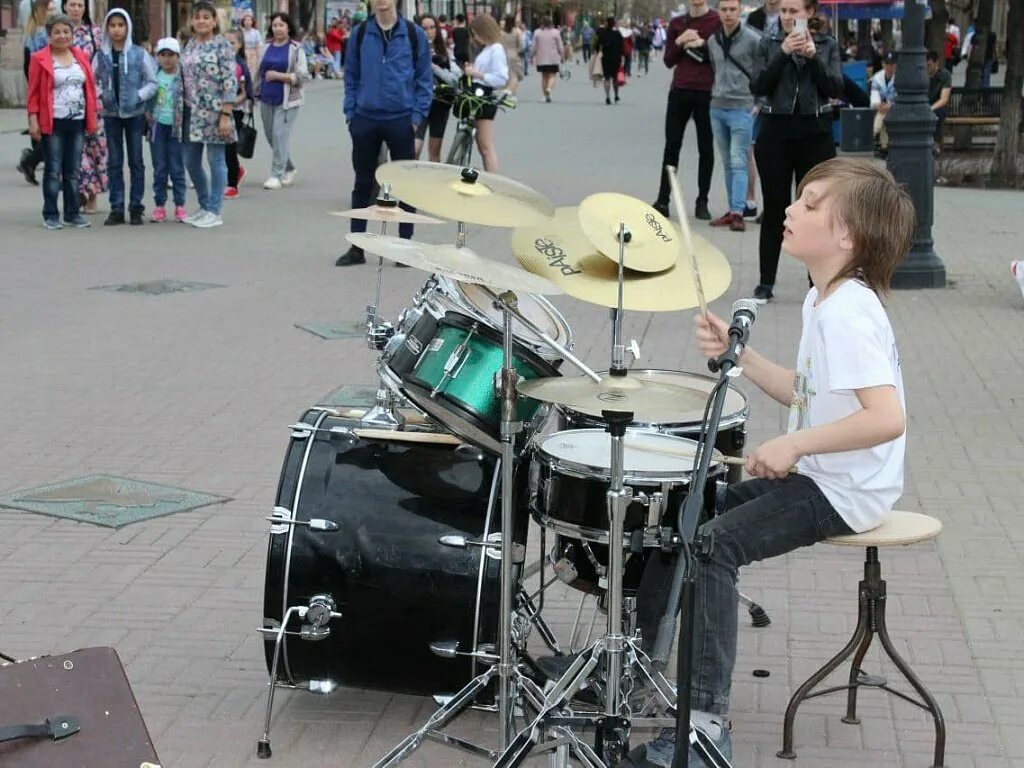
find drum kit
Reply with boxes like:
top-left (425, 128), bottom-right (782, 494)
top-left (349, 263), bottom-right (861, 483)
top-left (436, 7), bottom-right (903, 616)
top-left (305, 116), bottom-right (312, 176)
top-left (257, 162), bottom-right (759, 768)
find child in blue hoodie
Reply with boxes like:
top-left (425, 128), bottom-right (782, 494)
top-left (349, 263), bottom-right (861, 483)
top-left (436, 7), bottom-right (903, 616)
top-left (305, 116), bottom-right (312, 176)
top-left (92, 8), bottom-right (156, 225)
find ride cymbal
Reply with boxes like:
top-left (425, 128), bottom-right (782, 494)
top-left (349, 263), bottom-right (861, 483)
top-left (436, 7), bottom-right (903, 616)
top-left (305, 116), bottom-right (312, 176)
top-left (578, 193), bottom-right (679, 273)
top-left (375, 161), bottom-right (555, 227)
top-left (346, 233), bottom-right (564, 295)
top-left (518, 374), bottom-right (710, 422)
top-left (329, 205), bottom-right (443, 225)
top-left (512, 207), bottom-right (731, 312)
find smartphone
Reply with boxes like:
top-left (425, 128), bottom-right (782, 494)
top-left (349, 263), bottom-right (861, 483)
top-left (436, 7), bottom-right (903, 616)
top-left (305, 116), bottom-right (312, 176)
top-left (794, 18), bottom-right (808, 34)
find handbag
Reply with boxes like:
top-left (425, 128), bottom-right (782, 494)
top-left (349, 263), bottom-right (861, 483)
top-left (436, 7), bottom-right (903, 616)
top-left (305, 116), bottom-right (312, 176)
top-left (237, 103), bottom-right (257, 159)
top-left (616, 67), bottom-right (627, 87)
top-left (589, 51), bottom-right (602, 81)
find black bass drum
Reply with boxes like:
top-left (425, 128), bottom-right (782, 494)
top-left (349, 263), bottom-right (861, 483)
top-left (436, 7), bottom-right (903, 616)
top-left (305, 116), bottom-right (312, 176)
top-left (263, 408), bottom-right (527, 695)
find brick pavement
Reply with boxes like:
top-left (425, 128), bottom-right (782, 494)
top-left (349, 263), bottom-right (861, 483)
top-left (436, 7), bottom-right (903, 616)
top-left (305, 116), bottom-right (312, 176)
top-left (0, 61), bottom-right (1021, 768)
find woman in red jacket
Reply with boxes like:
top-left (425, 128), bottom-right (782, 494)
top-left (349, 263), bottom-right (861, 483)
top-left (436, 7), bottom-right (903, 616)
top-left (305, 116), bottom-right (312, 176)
top-left (27, 13), bottom-right (98, 230)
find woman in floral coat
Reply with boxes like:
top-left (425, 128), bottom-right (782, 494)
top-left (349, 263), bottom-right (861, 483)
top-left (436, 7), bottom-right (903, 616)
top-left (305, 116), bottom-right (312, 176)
top-left (62, 0), bottom-right (107, 214)
top-left (179, 0), bottom-right (237, 228)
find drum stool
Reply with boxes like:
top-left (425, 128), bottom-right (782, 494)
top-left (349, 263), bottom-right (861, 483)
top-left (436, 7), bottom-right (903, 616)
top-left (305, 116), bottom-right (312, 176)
top-left (777, 510), bottom-right (946, 767)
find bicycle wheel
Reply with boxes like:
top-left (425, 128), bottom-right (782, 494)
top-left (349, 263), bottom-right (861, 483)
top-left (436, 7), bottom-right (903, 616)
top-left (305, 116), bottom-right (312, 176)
top-left (446, 129), bottom-right (471, 166)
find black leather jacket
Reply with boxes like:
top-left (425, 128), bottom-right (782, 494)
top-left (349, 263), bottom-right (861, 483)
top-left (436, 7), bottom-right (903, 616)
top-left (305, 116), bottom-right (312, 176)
top-left (751, 32), bottom-right (843, 116)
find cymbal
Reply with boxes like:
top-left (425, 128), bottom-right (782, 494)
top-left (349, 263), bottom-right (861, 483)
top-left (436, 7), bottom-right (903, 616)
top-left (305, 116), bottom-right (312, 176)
top-left (578, 193), bottom-right (678, 273)
top-left (346, 233), bottom-right (564, 295)
top-left (375, 161), bottom-right (555, 227)
top-left (329, 205), bottom-right (443, 225)
top-left (518, 374), bottom-right (711, 422)
top-left (511, 207), bottom-right (731, 312)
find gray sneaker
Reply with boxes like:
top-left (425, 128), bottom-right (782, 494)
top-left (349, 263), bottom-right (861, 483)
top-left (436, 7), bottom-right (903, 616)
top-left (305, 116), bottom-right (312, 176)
top-left (42, 217), bottom-right (63, 230)
top-left (183, 208), bottom-right (207, 224)
top-left (64, 215), bottom-right (91, 229)
top-left (620, 720), bottom-right (732, 767)
top-left (191, 211), bottom-right (223, 228)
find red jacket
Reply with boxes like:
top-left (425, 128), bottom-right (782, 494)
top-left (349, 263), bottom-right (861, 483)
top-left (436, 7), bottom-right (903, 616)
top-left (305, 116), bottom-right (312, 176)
top-left (27, 46), bottom-right (98, 135)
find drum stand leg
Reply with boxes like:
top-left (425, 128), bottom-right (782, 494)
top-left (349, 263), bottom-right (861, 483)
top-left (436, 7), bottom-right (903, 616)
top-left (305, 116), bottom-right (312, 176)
top-left (256, 606), bottom-right (301, 759)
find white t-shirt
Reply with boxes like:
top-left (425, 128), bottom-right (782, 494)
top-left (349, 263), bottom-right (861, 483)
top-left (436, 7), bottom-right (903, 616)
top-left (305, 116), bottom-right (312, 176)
top-left (473, 42), bottom-right (509, 89)
top-left (788, 280), bottom-right (906, 533)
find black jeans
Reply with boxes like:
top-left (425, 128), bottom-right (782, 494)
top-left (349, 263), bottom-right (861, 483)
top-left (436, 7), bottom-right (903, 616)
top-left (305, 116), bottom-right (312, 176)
top-left (41, 118), bottom-right (85, 221)
top-left (225, 111), bottom-right (245, 187)
top-left (754, 130), bottom-right (835, 287)
top-left (637, 474), bottom-right (854, 714)
top-left (656, 88), bottom-right (714, 206)
top-left (349, 114), bottom-right (417, 240)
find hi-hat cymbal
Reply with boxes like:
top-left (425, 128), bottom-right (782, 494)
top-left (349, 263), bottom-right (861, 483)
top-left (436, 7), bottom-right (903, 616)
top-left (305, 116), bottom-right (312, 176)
top-left (375, 161), bottom-right (555, 227)
top-left (329, 205), bottom-right (443, 225)
top-left (518, 374), bottom-right (710, 422)
top-left (346, 233), bottom-right (564, 295)
top-left (578, 193), bottom-right (679, 273)
top-left (512, 207), bottom-right (731, 312)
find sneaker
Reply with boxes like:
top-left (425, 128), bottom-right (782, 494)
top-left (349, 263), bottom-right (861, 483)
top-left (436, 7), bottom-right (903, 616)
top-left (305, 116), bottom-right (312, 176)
top-left (620, 718), bottom-right (732, 767)
top-left (263, 176), bottom-right (282, 190)
top-left (224, 186), bottom-right (239, 199)
top-left (652, 201), bottom-right (670, 218)
top-left (104, 211), bottom-right (125, 226)
top-left (751, 284), bottom-right (774, 303)
top-left (64, 215), bottom-right (91, 229)
top-left (174, 205), bottom-right (188, 223)
top-left (191, 211), bottom-right (223, 228)
top-left (695, 199), bottom-right (711, 221)
top-left (151, 206), bottom-right (167, 223)
top-left (743, 204), bottom-right (758, 219)
top-left (282, 170), bottom-right (297, 187)
top-left (129, 209), bottom-right (145, 226)
top-left (335, 246), bottom-right (366, 267)
top-left (1012, 261), bottom-right (1024, 300)
top-left (42, 217), bottom-right (63, 230)
top-left (183, 208), bottom-right (206, 224)
top-left (728, 212), bottom-right (746, 232)
top-left (709, 212), bottom-right (733, 228)
top-left (237, 165), bottom-right (247, 187)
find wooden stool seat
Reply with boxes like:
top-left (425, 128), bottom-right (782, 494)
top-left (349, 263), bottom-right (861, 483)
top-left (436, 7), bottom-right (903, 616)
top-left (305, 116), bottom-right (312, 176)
top-left (826, 510), bottom-right (942, 548)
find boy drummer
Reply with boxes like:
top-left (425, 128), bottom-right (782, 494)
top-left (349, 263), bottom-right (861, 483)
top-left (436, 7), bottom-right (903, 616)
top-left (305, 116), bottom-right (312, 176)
top-left (627, 157), bottom-right (916, 766)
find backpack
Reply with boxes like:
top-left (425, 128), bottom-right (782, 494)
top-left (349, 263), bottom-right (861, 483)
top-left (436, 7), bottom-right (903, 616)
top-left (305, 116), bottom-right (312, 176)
top-left (354, 17), bottom-right (419, 62)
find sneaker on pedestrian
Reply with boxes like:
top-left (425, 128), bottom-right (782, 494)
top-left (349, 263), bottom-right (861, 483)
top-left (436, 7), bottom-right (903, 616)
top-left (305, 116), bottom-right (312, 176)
top-left (237, 165), bottom-right (247, 187)
top-left (651, 201), bottom-right (670, 218)
top-left (263, 176), bottom-right (283, 190)
top-left (174, 205), bottom-right (188, 223)
top-left (709, 212), bottom-right (733, 228)
top-left (64, 215), bottom-right (91, 229)
top-left (129, 209), bottom-right (145, 226)
top-left (1012, 261), bottom-right (1024, 300)
top-left (42, 217), bottom-right (63, 230)
top-left (751, 284), bottom-right (774, 303)
top-left (151, 206), bottom-right (167, 222)
top-left (743, 204), bottom-right (758, 219)
top-left (695, 199), bottom-right (711, 221)
top-left (728, 212), bottom-right (746, 232)
top-left (104, 211), bottom-right (125, 226)
top-left (335, 245), bottom-right (366, 267)
top-left (183, 208), bottom-right (206, 224)
top-left (224, 186), bottom-right (239, 199)
top-left (191, 211), bottom-right (223, 228)
top-left (619, 716), bottom-right (732, 768)
top-left (282, 170), bottom-right (297, 187)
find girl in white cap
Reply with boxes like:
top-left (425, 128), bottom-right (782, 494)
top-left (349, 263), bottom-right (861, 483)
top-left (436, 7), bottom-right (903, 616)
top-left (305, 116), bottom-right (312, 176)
top-left (147, 37), bottom-right (187, 222)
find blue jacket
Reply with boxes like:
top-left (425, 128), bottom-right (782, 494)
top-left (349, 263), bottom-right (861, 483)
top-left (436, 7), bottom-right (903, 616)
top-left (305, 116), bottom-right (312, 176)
top-left (343, 16), bottom-right (432, 125)
top-left (92, 9), bottom-right (157, 118)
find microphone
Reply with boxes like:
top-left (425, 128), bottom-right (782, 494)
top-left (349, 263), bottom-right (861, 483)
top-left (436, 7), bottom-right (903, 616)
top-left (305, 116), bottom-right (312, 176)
top-left (708, 299), bottom-right (758, 373)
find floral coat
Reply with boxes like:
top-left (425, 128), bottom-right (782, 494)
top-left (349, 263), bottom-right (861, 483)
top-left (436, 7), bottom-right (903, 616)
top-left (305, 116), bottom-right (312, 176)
top-left (181, 35), bottom-right (237, 144)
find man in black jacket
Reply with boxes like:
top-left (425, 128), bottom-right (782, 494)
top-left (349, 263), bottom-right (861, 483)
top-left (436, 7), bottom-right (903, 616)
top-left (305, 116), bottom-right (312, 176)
top-left (745, 0), bottom-right (781, 35)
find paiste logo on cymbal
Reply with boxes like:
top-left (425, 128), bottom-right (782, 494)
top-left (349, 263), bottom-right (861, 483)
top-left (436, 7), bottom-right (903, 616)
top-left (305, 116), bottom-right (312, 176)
top-left (533, 238), bottom-right (582, 276)
top-left (644, 212), bottom-right (674, 243)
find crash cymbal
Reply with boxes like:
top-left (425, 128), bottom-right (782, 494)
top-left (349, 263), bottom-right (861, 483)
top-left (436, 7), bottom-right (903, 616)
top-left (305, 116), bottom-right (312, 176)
top-left (329, 205), bottom-right (443, 225)
top-left (375, 161), bottom-right (555, 227)
top-left (346, 233), bottom-right (564, 295)
top-left (512, 207), bottom-right (731, 312)
top-left (578, 193), bottom-right (679, 273)
top-left (518, 374), bottom-right (711, 422)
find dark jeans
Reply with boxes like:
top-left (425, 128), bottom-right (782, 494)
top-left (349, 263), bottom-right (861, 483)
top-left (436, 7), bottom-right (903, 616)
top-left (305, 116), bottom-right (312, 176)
top-left (639, 50), bottom-right (650, 74)
top-left (637, 474), bottom-right (854, 714)
top-left (754, 130), bottom-right (835, 287)
top-left (225, 111), bottom-right (245, 187)
top-left (582, 44), bottom-right (591, 62)
top-left (349, 114), bottom-right (417, 240)
top-left (933, 107), bottom-right (947, 141)
top-left (41, 118), bottom-right (85, 221)
top-left (657, 88), bottom-right (714, 206)
top-left (150, 121), bottom-right (186, 208)
top-left (105, 114), bottom-right (146, 214)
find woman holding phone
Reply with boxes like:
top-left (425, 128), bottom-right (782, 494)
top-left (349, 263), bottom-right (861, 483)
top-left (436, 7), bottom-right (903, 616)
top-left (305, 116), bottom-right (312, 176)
top-left (749, 0), bottom-right (842, 302)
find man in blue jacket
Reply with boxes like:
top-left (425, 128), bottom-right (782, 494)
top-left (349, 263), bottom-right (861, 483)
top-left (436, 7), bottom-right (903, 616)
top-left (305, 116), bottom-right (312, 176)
top-left (336, 0), bottom-right (432, 266)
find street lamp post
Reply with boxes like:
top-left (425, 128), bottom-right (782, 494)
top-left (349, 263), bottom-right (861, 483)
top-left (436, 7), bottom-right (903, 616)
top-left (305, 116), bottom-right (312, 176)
top-left (885, 0), bottom-right (947, 288)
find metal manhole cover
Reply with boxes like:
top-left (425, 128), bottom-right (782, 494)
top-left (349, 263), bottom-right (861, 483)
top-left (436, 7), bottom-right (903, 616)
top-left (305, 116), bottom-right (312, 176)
top-left (90, 279), bottom-right (225, 295)
top-left (0, 475), bottom-right (230, 528)
top-left (294, 321), bottom-right (366, 340)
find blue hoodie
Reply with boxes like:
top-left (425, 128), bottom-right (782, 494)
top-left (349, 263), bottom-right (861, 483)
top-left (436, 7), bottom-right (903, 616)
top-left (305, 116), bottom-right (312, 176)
top-left (343, 16), bottom-right (432, 125)
top-left (92, 9), bottom-right (157, 118)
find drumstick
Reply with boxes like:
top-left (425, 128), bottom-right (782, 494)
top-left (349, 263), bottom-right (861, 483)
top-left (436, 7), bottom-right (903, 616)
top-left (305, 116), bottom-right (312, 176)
top-left (625, 438), bottom-right (797, 472)
top-left (665, 165), bottom-right (709, 321)
top-left (353, 428), bottom-right (463, 446)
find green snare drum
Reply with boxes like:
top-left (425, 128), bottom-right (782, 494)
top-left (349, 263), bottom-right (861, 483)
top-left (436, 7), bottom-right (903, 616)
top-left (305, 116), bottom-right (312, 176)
top-left (402, 313), bottom-right (561, 454)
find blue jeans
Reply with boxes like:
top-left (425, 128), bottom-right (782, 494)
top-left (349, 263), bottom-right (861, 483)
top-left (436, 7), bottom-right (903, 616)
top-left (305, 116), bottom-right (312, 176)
top-left (150, 122), bottom-right (186, 207)
top-left (710, 107), bottom-right (754, 214)
top-left (637, 474), bottom-right (854, 715)
top-left (105, 114), bottom-right (146, 213)
top-left (183, 141), bottom-right (227, 216)
top-left (982, 59), bottom-right (993, 88)
top-left (41, 118), bottom-right (85, 221)
top-left (349, 114), bottom-right (417, 239)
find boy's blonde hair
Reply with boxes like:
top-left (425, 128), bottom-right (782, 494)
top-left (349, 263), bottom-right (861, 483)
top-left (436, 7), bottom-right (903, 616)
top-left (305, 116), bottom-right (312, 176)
top-left (797, 158), bottom-right (916, 295)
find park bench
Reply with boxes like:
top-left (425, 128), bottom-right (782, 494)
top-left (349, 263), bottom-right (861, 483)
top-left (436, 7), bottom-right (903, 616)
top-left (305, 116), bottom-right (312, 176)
top-left (944, 86), bottom-right (1002, 149)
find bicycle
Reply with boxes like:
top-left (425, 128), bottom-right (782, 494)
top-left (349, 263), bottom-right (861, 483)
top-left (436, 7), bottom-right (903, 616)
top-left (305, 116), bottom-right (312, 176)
top-left (444, 83), bottom-right (517, 167)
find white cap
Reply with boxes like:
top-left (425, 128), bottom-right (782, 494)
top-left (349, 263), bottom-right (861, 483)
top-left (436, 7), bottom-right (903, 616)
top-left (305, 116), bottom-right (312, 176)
top-left (156, 37), bottom-right (180, 55)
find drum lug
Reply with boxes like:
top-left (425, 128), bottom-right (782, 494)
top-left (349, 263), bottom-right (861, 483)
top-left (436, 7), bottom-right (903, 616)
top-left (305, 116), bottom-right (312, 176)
top-left (289, 423), bottom-right (314, 439)
top-left (438, 533), bottom-right (526, 563)
top-left (429, 640), bottom-right (500, 664)
top-left (266, 508), bottom-right (339, 533)
top-left (366, 319), bottom-right (395, 351)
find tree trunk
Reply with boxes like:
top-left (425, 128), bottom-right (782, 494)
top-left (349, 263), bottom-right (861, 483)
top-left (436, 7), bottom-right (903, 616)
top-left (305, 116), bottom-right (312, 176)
top-left (857, 18), bottom-right (871, 57)
top-left (880, 19), bottom-right (894, 52)
top-left (926, 0), bottom-right (949, 58)
top-left (965, 0), bottom-right (994, 88)
top-left (994, 0), bottom-right (1023, 183)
